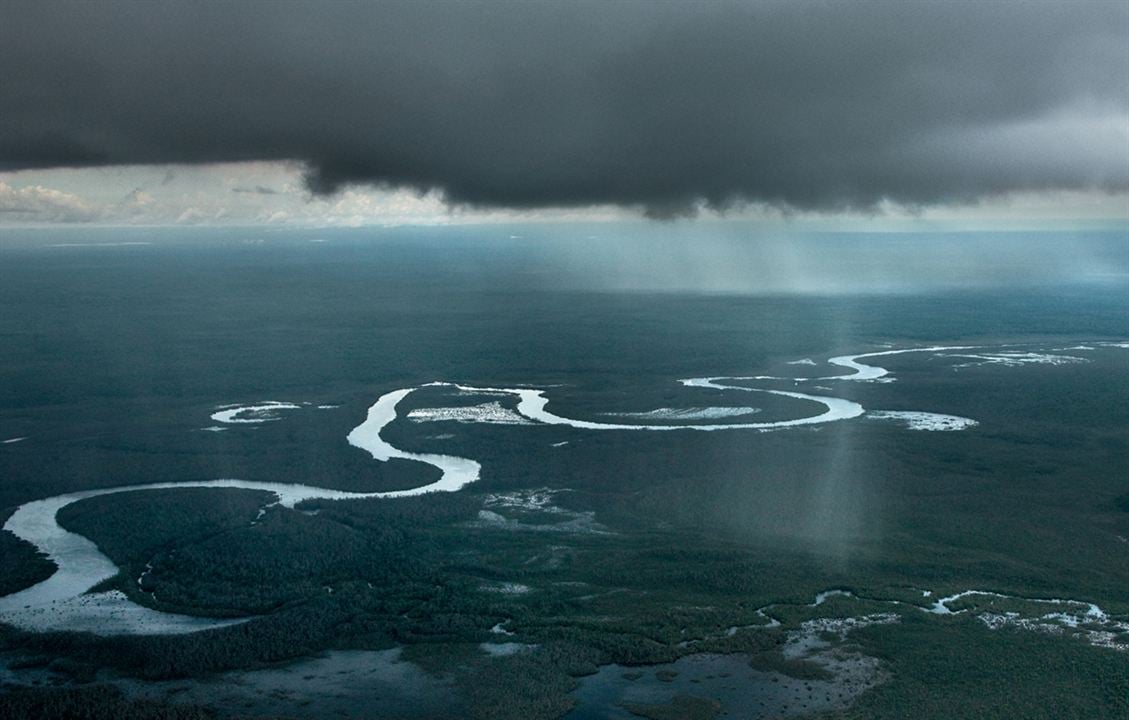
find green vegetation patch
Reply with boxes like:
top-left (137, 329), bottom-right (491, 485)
top-left (748, 649), bottom-right (833, 681)
top-left (56, 487), bottom-right (274, 568)
top-left (0, 529), bottom-right (55, 597)
top-left (826, 614), bottom-right (1129, 719)
top-left (0, 683), bottom-right (213, 720)
top-left (1114, 493), bottom-right (1129, 513)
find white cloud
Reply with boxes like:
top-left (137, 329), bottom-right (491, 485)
top-left (0, 162), bottom-right (1125, 229)
top-left (0, 181), bottom-right (99, 223)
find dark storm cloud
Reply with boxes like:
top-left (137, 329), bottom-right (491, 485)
top-left (1, 1), bottom-right (1126, 215)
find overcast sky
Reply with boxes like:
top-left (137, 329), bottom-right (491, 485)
top-left (1, 0), bottom-right (1126, 227)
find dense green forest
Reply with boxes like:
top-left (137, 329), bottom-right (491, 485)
top-left (1, 238), bottom-right (1126, 718)
top-left (0, 509), bottom-right (54, 597)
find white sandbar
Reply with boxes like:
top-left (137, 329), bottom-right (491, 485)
top-left (210, 402), bottom-right (302, 424)
top-left (867, 411), bottom-right (978, 431)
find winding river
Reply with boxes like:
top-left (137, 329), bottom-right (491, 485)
top-left (1, 344), bottom-right (1122, 640)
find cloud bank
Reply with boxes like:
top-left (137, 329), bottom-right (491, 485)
top-left (1, 1), bottom-right (1126, 216)
top-left (0, 181), bottom-right (97, 223)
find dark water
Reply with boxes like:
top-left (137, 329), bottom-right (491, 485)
top-left (565, 653), bottom-right (870, 719)
top-left (122, 649), bottom-right (461, 718)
